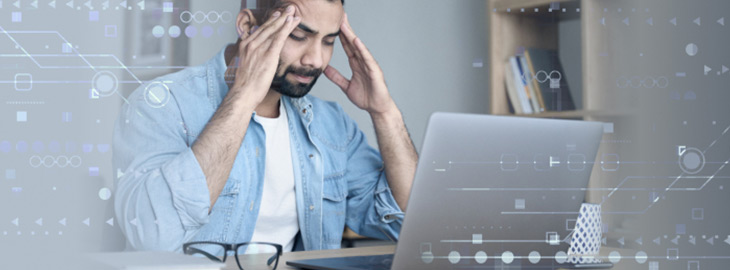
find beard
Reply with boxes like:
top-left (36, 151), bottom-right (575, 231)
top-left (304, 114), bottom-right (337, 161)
top-left (270, 61), bottom-right (322, 98)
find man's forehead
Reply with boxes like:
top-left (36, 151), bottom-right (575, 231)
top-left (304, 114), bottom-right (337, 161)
top-left (280, 0), bottom-right (343, 34)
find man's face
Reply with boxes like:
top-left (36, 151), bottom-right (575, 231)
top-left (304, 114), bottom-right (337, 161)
top-left (269, 0), bottom-right (344, 98)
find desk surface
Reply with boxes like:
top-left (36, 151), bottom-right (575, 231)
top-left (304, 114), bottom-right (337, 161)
top-left (227, 245), bottom-right (396, 270)
top-left (227, 245), bottom-right (629, 269)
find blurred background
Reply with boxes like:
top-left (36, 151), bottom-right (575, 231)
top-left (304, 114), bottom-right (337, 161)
top-left (0, 0), bottom-right (728, 269)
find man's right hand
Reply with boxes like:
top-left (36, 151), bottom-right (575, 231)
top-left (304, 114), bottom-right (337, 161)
top-left (230, 5), bottom-right (301, 109)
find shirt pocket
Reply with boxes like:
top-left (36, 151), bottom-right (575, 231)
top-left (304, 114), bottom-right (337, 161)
top-left (322, 172), bottom-right (347, 245)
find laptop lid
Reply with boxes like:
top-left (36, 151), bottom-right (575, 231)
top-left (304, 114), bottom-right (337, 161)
top-left (391, 113), bottom-right (604, 269)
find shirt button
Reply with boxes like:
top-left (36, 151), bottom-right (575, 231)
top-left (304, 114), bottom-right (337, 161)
top-left (309, 205), bottom-right (315, 211)
top-left (302, 109), bottom-right (307, 114)
top-left (309, 154), bottom-right (314, 158)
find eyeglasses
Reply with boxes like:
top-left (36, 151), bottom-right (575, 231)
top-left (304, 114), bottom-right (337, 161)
top-left (183, 241), bottom-right (283, 270)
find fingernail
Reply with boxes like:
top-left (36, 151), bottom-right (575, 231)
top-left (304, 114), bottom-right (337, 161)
top-left (272, 11), bottom-right (281, 17)
top-left (286, 15), bottom-right (292, 22)
top-left (286, 5), bottom-right (294, 13)
top-left (294, 16), bottom-right (301, 21)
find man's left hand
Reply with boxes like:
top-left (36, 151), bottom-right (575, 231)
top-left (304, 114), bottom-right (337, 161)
top-left (324, 14), bottom-right (396, 115)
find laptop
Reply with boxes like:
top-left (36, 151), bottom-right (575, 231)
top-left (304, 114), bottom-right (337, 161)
top-left (288, 113), bottom-right (613, 269)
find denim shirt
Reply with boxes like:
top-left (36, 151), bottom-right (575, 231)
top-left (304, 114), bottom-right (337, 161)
top-left (112, 47), bottom-right (404, 254)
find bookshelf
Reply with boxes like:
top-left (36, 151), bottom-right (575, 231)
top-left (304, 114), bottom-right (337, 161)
top-left (488, 0), bottom-right (609, 119)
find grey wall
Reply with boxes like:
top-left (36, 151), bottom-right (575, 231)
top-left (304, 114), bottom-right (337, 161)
top-left (319, 0), bottom-right (491, 150)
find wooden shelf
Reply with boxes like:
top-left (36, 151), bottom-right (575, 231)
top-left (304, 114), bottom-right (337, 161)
top-left (492, 0), bottom-right (574, 11)
top-left (489, 0), bottom-right (601, 118)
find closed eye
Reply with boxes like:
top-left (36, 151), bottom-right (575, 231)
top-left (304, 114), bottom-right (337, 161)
top-left (289, 34), bottom-right (306, 42)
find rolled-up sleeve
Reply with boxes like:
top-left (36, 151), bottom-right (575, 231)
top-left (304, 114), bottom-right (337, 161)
top-left (340, 109), bottom-right (404, 241)
top-left (112, 88), bottom-right (210, 252)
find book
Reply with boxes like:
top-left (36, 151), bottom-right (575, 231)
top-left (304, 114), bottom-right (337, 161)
top-left (523, 48), bottom-right (576, 111)
top-left (503, 58), bottom-right (524, 114)
top-left (518, 55), bottom-right (543, 112)
top-left (520, 53), bottom-right (546, 112)
top-left (508, 56), bottom-right (533, 114)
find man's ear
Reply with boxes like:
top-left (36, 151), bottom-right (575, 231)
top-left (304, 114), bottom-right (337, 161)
top-left (236, 9), bottom-right (258, 39)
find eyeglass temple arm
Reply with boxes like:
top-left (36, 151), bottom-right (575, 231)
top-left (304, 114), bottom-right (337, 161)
top-left (186, 246), bottom-right (223, 262)
top-left (267, 252), bottom-right (280, 266)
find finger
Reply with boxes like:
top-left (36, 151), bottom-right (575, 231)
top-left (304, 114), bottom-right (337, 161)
top-left (339, 14), bottom-right (359, 50)
top-left (324, 65), bottom-right (350, 91)
top-left (268, 15), bottom-right (301, 53)
top-left (338, 32), bottom-right (356, 59)
top-left (244, 10), bottom-right (281, 42)
top-left (248, 5), bottom-right (296, 44)
top-left (352, 37), bottom-right (378, 68)
top-left (340, 14), bottom-right (366, 61)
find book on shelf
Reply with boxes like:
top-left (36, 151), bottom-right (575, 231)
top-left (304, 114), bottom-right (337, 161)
top-left (503, 48), bottom-right (576, 114)
top-left (524, 48), bottom-right (576, 111)
top-left (506, 56), bottom-right (533, 114)
top-left (503, 57), bottom-right (525, 114)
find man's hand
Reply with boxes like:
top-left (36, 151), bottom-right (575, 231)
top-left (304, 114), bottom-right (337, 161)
top-left (194, 6), bottom-right (300, 210)
top-left (325, 14), bottom-right (418, 211)
top-left (324, 14), bottom-right (396, 116)
top-left (229, 5), bottom-right (301, 110)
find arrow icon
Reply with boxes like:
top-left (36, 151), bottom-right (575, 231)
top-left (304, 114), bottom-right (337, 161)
top-left (136, 0), bottom-right (144, 10)
top-left (724, 236), bottom-right (730, 245)
top-left (49, 0), bottom-right (56, 8)
top-left (84, 0), bottom-right (92, 9)
top-left (722, 65), bottom-right (728, 74)
top-left (694, 17), bottom-right (701, 26)
top-left (119, 0), bottom-right (126, 8)
top-left (106, 218), bottom-right (114, 226)
top-left (11, 218), bottom-right (19, 227)
top-left (622, 17), bottom-right (630, 26)
top-left (600, 17), bottom-right (606, 26)
top-left (13, 0), bottom-right (19, 8)
top-left (66, 0), bottom-right (73, 8)
top-left (646, 17), bottom-right (653, 26)
top-left (705, 65), bottom-right (712, 75)
top-left (59, 218), bottom-right (67, 226)
top-left (708, 237), bottom-right (715, 245)
top-left (635, 237), bottom-right (643, 245)
top-left (117, 168), bottom-right (125, 179)
top-left (653, 237), bottom-right (661, 245)
top-left (689, 236), bottom-right (696, 245)
top-left (30, 0), bottom-right (38, 8)
top-left (35, 218), bottom-right (43, 226)
top-left (617, 237), bottom-right (625, 246)
top-left (82, 218), bottom-right (90, 226)
top-left (719, 17), bottom-right (725, 26)
top-left (102, 0), bottom-right (109, 9)
top-left (671, 236), bottom-right (679, 245)
top-left (670, 17), bottom-right (677, 26)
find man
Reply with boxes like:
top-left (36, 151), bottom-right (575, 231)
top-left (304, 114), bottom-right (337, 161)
top-left (113, 0), bottom-right (418, 254)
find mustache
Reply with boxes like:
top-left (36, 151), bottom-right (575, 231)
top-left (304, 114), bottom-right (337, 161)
top-left (286, 66), bottom-right (322, 78)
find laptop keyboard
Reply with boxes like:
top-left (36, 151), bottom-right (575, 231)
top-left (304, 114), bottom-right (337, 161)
top-left (341, 254), bottom-right (394, 270)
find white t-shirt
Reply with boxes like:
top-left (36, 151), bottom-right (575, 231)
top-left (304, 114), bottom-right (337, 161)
top-left (249, 100), bottom-right (299, 252)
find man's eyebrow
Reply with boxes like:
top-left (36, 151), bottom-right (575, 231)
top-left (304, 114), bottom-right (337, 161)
top-left (297, 23), bottom-right (341, 37)
top-left (325, 30), bottom-right (341, 37)
top-left (297, 23), bottom-right (318, 35)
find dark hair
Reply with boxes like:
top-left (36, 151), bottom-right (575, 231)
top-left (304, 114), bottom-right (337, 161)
top-left (241, 0), bottom-right (344, 24)
top-left (241, 0), bottom-right (344, 12)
